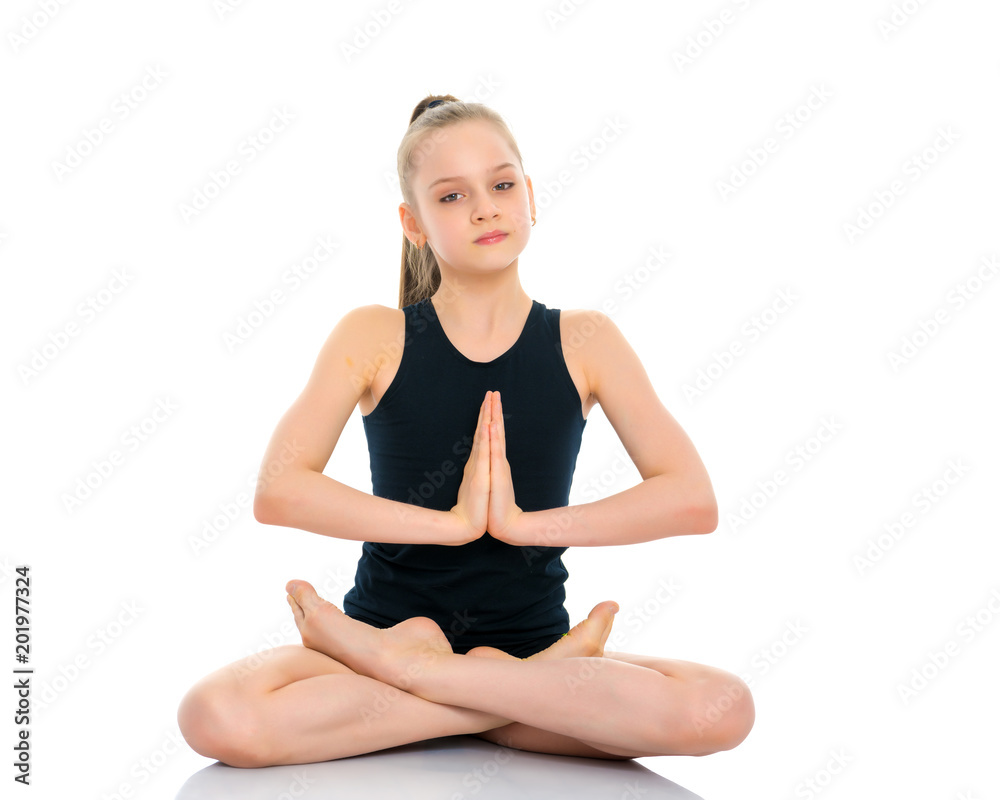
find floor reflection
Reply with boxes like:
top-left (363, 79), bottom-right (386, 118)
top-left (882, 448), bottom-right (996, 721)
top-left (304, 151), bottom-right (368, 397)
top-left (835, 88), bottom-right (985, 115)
top-left (175, 735), bottom-right (703, 799)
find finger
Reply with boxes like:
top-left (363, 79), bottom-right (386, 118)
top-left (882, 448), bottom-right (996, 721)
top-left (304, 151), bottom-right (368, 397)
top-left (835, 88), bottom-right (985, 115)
top-left (480, 392), bottom-right (493, 456)
top-left (467, 396), bottom-right (484, 464)
top-left (490, 418), bottom-right (505, 472)
top-left (494, 392), bottom-right (506, 459)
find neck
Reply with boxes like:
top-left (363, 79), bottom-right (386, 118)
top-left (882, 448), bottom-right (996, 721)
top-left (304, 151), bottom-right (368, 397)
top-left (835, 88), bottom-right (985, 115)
top-left (431, 263), bottom-right (531, 333)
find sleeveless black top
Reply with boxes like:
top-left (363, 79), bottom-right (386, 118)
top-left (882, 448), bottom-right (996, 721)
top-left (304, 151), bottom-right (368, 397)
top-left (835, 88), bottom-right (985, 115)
top-left (342, 297), bottom-right (587, 653)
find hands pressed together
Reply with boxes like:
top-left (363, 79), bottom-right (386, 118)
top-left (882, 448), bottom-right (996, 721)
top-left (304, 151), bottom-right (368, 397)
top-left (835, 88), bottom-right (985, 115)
top-left (448, 390), bottom-right (526, 545)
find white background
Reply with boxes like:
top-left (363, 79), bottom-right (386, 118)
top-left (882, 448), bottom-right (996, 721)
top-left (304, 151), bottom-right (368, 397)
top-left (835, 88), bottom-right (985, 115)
top-left (3, 1), bottom-right (999, 798)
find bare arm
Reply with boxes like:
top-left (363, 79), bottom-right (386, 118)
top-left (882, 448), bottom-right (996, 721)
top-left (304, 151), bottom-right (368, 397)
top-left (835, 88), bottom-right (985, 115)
top-left (502, 311), bottom-right (717, 548)
top-left (252, 305), bottom-right (471, 546)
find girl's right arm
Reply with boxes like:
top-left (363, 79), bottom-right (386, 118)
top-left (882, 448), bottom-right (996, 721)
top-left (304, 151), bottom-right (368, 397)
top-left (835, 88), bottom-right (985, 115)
top-left (252, 305), bottom-right (477, 546)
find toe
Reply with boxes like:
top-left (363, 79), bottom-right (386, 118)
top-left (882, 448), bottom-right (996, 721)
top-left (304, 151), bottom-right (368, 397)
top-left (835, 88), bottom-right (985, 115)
top-left (597, 600), bottom-right (620, 616)
top-left (286, 579), bottom-right (319, 611)
top-left (588, 600), bottom-right (620, 623)
top-left (286, 594), bottom-right (304, 624)
top-left (589, 600), bottom-right (619, 653)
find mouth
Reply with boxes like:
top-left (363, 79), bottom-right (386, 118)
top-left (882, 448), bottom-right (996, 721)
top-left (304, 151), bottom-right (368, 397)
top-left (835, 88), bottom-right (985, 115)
top-left (475, 230), bottom-right (507, 245)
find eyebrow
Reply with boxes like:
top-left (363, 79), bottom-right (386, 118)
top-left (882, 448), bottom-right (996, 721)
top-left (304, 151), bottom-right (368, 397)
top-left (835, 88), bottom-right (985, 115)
top-left (427, 162), bottom-right (516, 191)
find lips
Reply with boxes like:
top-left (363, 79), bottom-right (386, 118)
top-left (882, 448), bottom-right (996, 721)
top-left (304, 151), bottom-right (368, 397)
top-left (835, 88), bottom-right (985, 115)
top-left (475, 230), bottom-right (506, 243)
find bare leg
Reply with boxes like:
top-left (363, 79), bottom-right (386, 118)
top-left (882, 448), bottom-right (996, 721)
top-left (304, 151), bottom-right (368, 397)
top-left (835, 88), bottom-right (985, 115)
top-left (286, 580), bottom-right (755, 758)
top-left (176, 591), bottom-right (624, 766)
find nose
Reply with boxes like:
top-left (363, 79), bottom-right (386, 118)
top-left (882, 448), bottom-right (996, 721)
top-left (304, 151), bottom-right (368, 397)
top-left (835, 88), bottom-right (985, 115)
top-left (473, 193), bottom-right (500, 221)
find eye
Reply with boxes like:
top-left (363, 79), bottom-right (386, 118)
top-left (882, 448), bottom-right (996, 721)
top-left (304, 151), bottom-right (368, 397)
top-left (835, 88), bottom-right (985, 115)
top-left (440, 192), bottom-right (461, 203)
top-left (495, 182), bottom-right (514, 191)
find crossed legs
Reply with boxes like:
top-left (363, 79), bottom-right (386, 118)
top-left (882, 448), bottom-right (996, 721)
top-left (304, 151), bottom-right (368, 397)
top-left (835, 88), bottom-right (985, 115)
top-left (177, 581), bottom-right (754, 767)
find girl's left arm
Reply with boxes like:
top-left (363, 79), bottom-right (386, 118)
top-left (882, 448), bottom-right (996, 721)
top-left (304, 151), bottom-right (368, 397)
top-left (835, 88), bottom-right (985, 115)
top-left (506, 310), bottom-right (718, 548)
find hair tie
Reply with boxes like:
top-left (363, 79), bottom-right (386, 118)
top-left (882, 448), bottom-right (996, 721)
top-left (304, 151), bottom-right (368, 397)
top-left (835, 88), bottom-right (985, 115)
top-left (427, 99), bottom-right (446, 108)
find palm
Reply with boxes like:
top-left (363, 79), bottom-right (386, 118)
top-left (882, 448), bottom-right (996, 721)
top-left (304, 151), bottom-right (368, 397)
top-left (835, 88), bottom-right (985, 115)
top-left (486, 392), bottom-right (522, 539)
top-left (450, 390), bottom-right (522, 544)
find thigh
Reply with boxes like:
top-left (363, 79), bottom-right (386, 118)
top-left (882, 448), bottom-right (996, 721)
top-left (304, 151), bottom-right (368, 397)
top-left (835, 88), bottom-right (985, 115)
top-left (195, 643), bottom-right (357, 698)
top-left (472, 651), bottom-right (743, 760)
top-left (604, 650), bottom-right (730, 680)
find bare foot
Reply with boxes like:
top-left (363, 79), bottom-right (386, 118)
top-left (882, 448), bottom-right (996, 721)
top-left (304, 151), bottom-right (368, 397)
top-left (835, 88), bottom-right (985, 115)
top-left (285, 579), bottom-right (453, 688)
top-left (466, 600), bottom-right (619, 662)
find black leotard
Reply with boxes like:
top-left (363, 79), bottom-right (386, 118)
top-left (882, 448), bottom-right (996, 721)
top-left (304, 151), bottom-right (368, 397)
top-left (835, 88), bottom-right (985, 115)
top-left (342, 297), bottom-right (587, 657)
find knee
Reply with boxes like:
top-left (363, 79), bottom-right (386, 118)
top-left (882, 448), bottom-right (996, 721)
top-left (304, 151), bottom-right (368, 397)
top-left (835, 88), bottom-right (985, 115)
top-left (685, 673), bottom-right (755, 755)
top-left (177, 680), bottom-right (273, 768)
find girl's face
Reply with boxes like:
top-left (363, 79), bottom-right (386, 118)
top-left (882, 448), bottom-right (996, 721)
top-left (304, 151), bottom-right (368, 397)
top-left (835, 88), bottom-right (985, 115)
top-left (401, 119), bottom-right (535, 278)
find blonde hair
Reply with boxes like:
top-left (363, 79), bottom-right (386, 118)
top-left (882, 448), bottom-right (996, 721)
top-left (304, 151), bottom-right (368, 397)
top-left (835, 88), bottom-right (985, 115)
top-left (396, 95), bottom-right (526, 308)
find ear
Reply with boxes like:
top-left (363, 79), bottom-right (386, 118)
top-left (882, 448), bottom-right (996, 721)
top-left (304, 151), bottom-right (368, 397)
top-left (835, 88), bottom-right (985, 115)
top-left (399, 202), bottom-right (425, 246)
top-left (524, 175), bottom-right (536, 224)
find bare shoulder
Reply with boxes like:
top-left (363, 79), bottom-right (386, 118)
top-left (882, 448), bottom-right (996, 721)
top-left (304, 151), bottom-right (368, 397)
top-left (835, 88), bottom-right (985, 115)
top-left (339, 303), bottom-right (403, 342)
top-left (557, 307), bottom-right (625, 418)
top-left (557, 307), bottom-right (627, 388)
top-left (325, 303), bottom-right (404, 415)
top-left (333, 303), bottom-right (405, 381)
top-left (560, 307), bottom-right (700, 483)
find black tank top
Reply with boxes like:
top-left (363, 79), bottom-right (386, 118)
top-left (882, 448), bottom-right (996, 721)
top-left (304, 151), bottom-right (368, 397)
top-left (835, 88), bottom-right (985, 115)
top-left (342, 296), bottom-right (587, 653)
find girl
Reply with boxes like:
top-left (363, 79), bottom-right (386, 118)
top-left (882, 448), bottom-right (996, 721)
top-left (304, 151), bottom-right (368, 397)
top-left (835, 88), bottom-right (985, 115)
top-left (177, 95), bottom-right (754, 767)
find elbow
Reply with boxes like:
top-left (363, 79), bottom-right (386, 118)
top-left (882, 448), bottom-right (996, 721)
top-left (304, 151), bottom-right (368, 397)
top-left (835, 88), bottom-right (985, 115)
top-left (691, 494), bottom-right (718, 535)
top-left (254, 484), bottom-right (287, 525)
